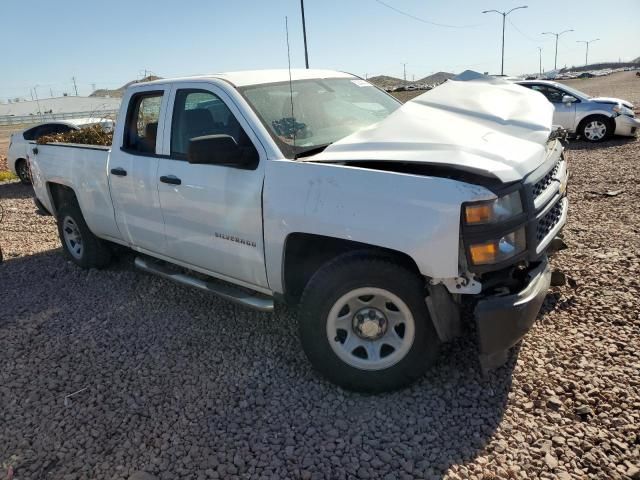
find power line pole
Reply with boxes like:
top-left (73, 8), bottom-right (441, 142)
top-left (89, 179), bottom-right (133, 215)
top-left (72, 76), bottom-right (79, 96)
top-left (33, 86), bottom-right (42, 117)
top-left (542, 30), bottom-right (574, 70)
top-left (50, 88), bottom-right (54, 97)
top-left (482, 6), bottom-right (528, 75)
top-left (576, 38), bottom-right (599, 66)
top-left (402, 63), bottom-right (407, 81)
top-left (538, 47), bottom-right (543, 76)
top-left (300, 0), bottom-right (309, 68)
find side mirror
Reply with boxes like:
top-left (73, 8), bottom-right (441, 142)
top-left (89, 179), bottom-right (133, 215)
top-left (562, 95), bottom-right (577, 105)
top-left (188, 134), bottom-right (257, 169)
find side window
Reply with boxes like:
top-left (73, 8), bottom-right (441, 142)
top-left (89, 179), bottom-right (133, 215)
top-left (33, 124), bottom-right (64, 139)
top-left (22, 126), bottom-right (40, 141)
top-left (123, 92), bottom-right (163, 154)
top-left (170, 89), bottom-right (252, 159)
top-left (531, 85), bottom-right (564, 103)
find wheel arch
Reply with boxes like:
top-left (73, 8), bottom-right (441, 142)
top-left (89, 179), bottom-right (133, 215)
top-left (577, 113), bottom-right (616, 138)
top-left (13, 157), bottom-right (28, 171)
top-left (46, 182), bottom-right (78, 216)
top-left (281, 232), bottom-right (422, 304)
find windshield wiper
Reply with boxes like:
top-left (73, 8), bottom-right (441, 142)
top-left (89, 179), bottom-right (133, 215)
top-left (293, 143), bottom-right (332, 159)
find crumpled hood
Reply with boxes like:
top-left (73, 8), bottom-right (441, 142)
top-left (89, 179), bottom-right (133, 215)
top-left (591, 97), bottom-right (633, 108)
top-left (306, 76), bottom-right (555, 183)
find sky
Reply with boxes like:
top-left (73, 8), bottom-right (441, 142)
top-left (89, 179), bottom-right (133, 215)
top-left (2, 0), bottom-right (639, 101)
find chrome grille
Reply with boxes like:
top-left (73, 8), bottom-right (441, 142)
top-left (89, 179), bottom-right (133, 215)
top-left (536, 200), bottom-right (563, 243)
top-left (533, 160), bottom-right (560, 198)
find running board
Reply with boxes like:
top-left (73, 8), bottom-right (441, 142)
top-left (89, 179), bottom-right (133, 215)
top-left (134, 256), bottom-right (274, 312)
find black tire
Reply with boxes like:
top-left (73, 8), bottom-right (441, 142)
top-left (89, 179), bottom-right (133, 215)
top-left (56, 202), bottom-right (112, 269)
top-left (298, 252), bottom-right (439, 392)
top-left (579, 115), bottom-right (613, 143)
top-left (15, 159), bottom-right (31, 184)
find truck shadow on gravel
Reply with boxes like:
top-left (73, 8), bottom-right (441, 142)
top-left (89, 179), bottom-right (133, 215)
top-left (0, 180), bottom-right (34, 200)
top-left (1, 250), bottom-right (519, 480)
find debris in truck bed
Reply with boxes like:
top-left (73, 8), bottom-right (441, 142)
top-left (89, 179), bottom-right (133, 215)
top-left (36, 124), bottom-right (113, 146)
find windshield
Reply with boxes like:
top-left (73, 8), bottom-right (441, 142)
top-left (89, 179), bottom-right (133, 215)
top-left (240, 78), bottom-right (401, 158)
top-left (558, 83), bottom-right (590, 99)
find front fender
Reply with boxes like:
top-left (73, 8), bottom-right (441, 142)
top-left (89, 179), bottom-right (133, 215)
top-left (575, 107), bottom-right (616, 127)
top-left (263, 160), bottom-right (495, 293)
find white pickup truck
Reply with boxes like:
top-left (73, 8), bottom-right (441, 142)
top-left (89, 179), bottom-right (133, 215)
top-left (29, 69), bottom-right (568, 392)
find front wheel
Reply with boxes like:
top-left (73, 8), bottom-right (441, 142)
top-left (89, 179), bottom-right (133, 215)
top-left (298, 253), bottom-right (439, 392)
top-left (580, 115), bottom-right (612, 142)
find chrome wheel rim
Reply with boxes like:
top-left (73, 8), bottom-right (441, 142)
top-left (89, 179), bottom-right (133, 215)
top-left (326, 287), bottom-right (415, 371)
top-left (584, 121), bottom-right (607, 141)
top-left (62, 216), bottom-right (83, 259)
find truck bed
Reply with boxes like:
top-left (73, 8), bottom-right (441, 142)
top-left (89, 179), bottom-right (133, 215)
top-left (30, 142), bottom-right (121, 241)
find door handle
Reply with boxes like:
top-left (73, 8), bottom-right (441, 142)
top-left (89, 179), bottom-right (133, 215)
top-left (160, 175), bottom-right (181, 185)
top-left (110, 167), bottom-right (127, 176)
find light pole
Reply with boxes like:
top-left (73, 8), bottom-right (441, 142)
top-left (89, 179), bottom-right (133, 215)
top-left (300, 0), bottom-right (309, 68)
top-left (577, 38), bottom-right (600, 66)
top-left (538, 47), bottom-right (543, 76)
top-left (542, 30), bottom-right (574, 70)
top-left (482, 5), bottom-right (528, 76)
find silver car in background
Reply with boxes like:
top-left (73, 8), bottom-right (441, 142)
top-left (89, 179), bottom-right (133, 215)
top-left (517, 80), bottom-right (639, 142)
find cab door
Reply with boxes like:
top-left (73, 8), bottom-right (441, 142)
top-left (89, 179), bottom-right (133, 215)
top-left (108, 87), bottom-right (169, 253)
top-left (156, 83), bottom-right (268, 288)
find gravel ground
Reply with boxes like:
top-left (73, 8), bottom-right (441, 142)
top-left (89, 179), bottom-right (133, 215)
top-left (1, 75), bottom-right (640, 480)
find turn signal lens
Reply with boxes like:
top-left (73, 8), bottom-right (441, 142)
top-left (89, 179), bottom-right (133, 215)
top-left (465, 204), bottom-right (493, 224)
top-left (468, 228), bottom-right (526, 265)
top-left (469, 242), bottom-right (498, 264)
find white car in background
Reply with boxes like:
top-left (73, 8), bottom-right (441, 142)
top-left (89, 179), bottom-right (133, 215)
top-left (8, 118), bottom-right (114, 184)
top-left (517, 80), bottom-right (639, 142)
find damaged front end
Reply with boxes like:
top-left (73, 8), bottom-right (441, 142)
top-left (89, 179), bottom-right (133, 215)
top-left (428, 134), bottom-right (568, 371)
top-left (468, 137), bottom-right (568, 370)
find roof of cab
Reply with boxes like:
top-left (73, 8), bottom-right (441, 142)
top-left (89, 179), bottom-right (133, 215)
top-left (139, 69), bottom-right (356, 88)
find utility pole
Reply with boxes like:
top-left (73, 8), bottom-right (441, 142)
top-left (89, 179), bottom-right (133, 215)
top-left (576, 38), bottom-right (599, 66)
top-left (482, 6), bottom-right (528, 76)
top-left (402, 63), bottom-right (407, 82)
top-left (538, 47), bottom-right (543, 76)
top-left (33, 85), bottom-right (42, 117)
top-left (50, 88), bottom-right (54, 97)
top-left (300, 0), bottom-right (309, 68)
top-left (72, 76), bottom-right (79, 96)
top-left (30, 89), bottom-right (34, 101)
top-left (542, 30), bottom-right (574, 70)
top-left (91, 83), bottom-right (96, 92)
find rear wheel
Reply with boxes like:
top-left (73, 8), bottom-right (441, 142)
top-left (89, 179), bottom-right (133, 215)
top-left (57, 202), bottom-right (112, 269)
top-left (15, 159), bottom-right (31, 184)
top-left (298, 253), bottom-right (439, 392)
top-left (580, 115), bottom-right (612, 142)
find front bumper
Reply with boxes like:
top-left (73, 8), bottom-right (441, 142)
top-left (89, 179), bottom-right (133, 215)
top-left (474, 256), bottom-right (551, 371)
top-left (614, 115), bottom-right (640, 136)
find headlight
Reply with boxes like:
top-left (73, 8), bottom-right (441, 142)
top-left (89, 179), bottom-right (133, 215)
top-left (468, 227), bottom-right (526, 265)
top-left (464, 191), bottom-right (523, 225)
top-left (613, 105), bottom-right (634, 117)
